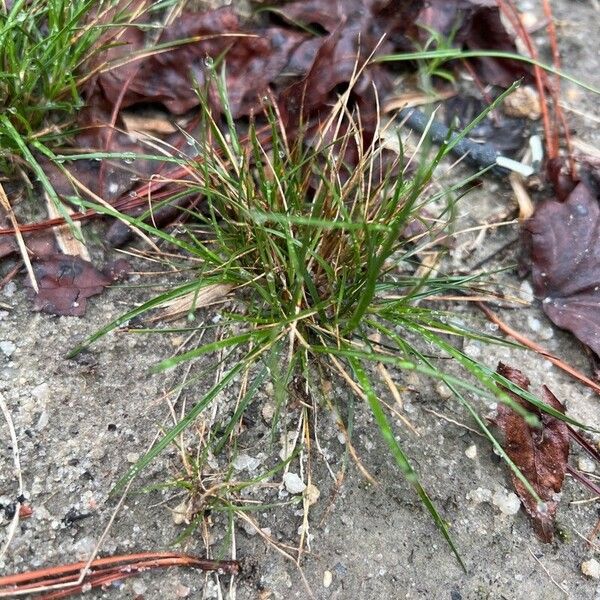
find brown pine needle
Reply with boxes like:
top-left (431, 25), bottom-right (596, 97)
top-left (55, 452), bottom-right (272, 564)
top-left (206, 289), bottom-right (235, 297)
top-left (477, 301), bottom-right (600, 396)
top-left (0, 552), bottom-right (239, 599)
top-left (0, 182), bottom-right (38, 293)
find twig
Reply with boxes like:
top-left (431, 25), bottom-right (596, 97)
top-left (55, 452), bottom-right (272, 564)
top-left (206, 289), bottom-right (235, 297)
top-left (0, 262), bottom-right (21, 291)
top-left (0, 182), bottom-right (38, 292)
top-left (476, 302), bottom-right (600, 396)
top-left (527, 547), bottom-right (570, 597)
top-left (398, 107), bottom-right (506, 176)
top-left (422, 407), bottom-right (484, 437)
top-left (0, 553), bottom-right (239, 599)
top-left (566, 465), bottom-right (600, 497)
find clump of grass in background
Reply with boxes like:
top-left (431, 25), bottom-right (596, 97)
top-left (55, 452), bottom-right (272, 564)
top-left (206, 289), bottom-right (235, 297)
top-left (1, 0), bottom-right (103, 156)
top-left (0, 0), bottom-right (148, 222)
top-left (68, 67), bottom-right (590, 566)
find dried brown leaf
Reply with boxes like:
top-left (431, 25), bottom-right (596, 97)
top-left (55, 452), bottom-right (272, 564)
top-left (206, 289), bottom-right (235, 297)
top-left (526, 180), bottom-right (600, 358)
top-left (495, 363), bottom-right (570, 542)
top-left (27, 256), bottom-right (130, 317)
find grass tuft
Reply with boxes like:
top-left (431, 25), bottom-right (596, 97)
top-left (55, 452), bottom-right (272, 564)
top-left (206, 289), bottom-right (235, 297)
top-left (67, 65), bottom-right (593, 566)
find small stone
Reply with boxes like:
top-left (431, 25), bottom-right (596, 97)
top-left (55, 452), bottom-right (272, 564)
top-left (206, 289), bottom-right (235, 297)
top-left (323, 570), bottom-right (333, 588)
top-left (261, 402), bottom-right (275, 423)
top-left (503, 85), bottom-right (541, 120)
top-left (132, 580), bottom-right (147, 595)
top-left (465, 444), bottom-right (477, 459)
top-left (435, 381), bottom-right (453, 400)
top-left (518, 280), bottom-right (534, 303)
top-left (467, 487), bottom-right (492, 504)
top-left (175, 583), bottom-right (191, 597)
top-left (32, 383), bottom-right (50, 403)
top-left (463, 342), bottom-right (481, 358)
top-left (527, 315), bottom-right (542, 332)
top-left (232, 454), bottom-right (260, 472)
top-left (304, 483), bottom-right (320, 506)
top-left (36, 410), bottom-right (49, 430)
top-left (581, 558), bottom-right (600, 579)
top-left (126, 452), bottom-right (139, 463)
top-left (2, 281), bottom-right (16, 298)
top-left (578, 457), bottom-right (596, 473)
top-left (240, 519), bottom-right (257, 536)
top-left (0, 341), bottom-right (16, 357)
top-left (283, 472), bottom-right (306, 495)
top-left (492, 489), bottom-right (521, 515)
top-left (172, 500), bottom-right (188, 525)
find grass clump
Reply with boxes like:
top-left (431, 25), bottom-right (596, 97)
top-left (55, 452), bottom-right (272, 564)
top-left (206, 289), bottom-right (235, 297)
top-left (68, 68), bottom-right (590, 566)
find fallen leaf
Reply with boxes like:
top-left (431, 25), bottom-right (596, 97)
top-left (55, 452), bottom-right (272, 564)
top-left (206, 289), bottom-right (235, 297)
top-left (526, 180), bottom-right (600, 359)
top-left (28, 256), bottom-right (130, 316)
top-left (495, 363), bottom-right (570, 542)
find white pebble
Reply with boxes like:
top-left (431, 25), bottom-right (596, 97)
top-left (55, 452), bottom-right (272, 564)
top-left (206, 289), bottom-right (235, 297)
top-left (283, 472), bottom-right (306, 494)
top-left (463, 342), bottom-right (481, 358)
top-left (467, 487), bottom-right (492, 504)
top-left (581, 558), bottom-right (600, 579)
top-left (519, 280), bottom-right (534, 303)
top-left (578, 457), bottom-right (596, 473)
top-left (0, 341), bottom-right (16, 357)
top-left (232, 454), bottom-right (261, 472)
top-left (465, 444), bottom-right (477, 459)
top-left (527, 315), bottom-right (542, 332)
top-left (492, 489), bottom-right (521, 515)
top-left (32, 383), bottom-right (50, 403)
top-left (323, 570), bottom-right (333, 588)
top-left (435, 381), bottom-right (453, 400)
top-left (2, 281), bottom-right (16, 298)
top-left (36, 410), bottom-right (49, 430)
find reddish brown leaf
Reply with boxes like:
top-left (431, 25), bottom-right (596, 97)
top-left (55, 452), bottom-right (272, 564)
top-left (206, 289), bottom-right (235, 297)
top-left (27, 256), bottom-right (130, 316)
top-left (525, 181), bottom-right (600, 359)
top-left (495, 363), bottom-right (570, 542)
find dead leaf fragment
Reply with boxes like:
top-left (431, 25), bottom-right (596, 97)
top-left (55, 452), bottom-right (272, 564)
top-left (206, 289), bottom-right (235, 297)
top-left (28, 256), bottom-right (130, 316)
top-left (526, 181), bottom-right (600, 359)
top-left (495, 363), bottom-right (570, 542)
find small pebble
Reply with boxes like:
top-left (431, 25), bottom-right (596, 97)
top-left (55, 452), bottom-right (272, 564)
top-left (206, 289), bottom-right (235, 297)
top-left (172, 500), bottom-right (188, 525)
top-left (465, 444), bottom-right (477, 459)
top-left (323, 570), bottom-right (333, 588)
top-left (463, 342), bottom-right (481, 358)
top-left (175, 583), bottom-right (191, 597)
top-left (36, 410), bottom-right (49, 430)
top-left (132, 581), bottom-right (147, 595)
top-left (467, 487), bottom-right (492, 504)
top-left (435, 381), bottom-right (453, 400)
top-left (0, 341), bottom-right (16, 357)
top-left (578, 457), bottom-right (596, 473)
top-left (126, 452), bottom-right (139, 463)
top-left (3, 281), bottom-right (16, 298)
top-left (492, 489), bottom-right (521, 515)
top-left (518, 280), bottom-right (534, 303)
top-left (581, 558), bottom-right (600, 579)
top-left (283, 472), bottom-right (306, 494)
top-left (304, 483), bottom-right (321, 506)
top-left (232, 454), bottom-right (260, 472)
top-left (261, 402), bottom-right (275, 423)
top-left (527, 315), bottom-right (541, 332)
